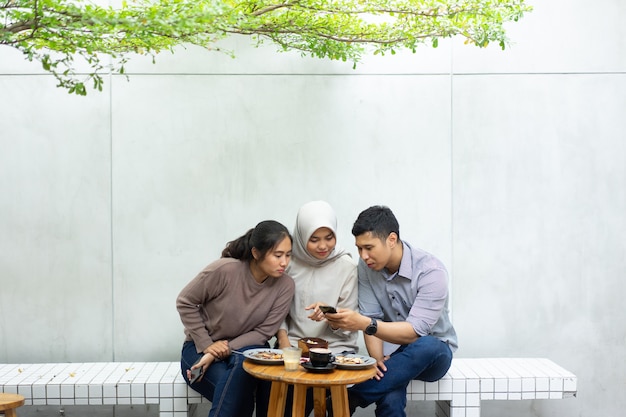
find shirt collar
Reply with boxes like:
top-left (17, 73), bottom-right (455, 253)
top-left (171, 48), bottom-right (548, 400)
top-left (382, 241), bottom-right (412, 281)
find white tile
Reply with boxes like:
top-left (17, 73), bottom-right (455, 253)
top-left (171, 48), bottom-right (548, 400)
top-left (159, 398), bottom-right (174, 412)
top-left (88, 384), bottom-right (104, 398)
top-left (564, 377), bottom-right (577, 392)
top-left (507, 392), bottom-right (522, 400)
top-left (425, 381), bottom-right (440, 394)
top-left (451, 393), bottom-right (466, 406)
top-left (549, 377), bottom-right (564, 392)
top-left (438, 378), bottom-right (453, 394)
top-left (452, 379), bottom-right (466, 394)
top-left (493, 379), bottom-right (508, 393)
top-left (159, 383), bottom-right (174, 398)
top-left (17, 385), bottom-right (32, 399)
top-left (146, 383), bottom-right (160, 398)
top-left (465, 407), bottom-right (481, 417)
top-left (172, 383), bottom-right (187, 397)
top-left (479, 378), bottom-right (493, 394)
top-left (409, 379), bottom-right (426, 394)
top-left (549, 392), bottom-right (564, 400)
top-left (465, 394), bottom-right (480, 407)
top-left (173, 397), bottom-right (188, 411)
top-left (535, 377), bottom-right (550, 392)
top-left (449, 406), bottom-right (466, 417)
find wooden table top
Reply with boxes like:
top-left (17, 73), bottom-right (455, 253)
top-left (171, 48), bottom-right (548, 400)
top-left (0, 393), bottom-right (25, 410)
top-left (243, 360), bottom-right (377, 386)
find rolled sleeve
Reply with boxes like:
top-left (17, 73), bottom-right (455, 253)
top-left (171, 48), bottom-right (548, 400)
top-left (406, 268), bottom-right (448, 336)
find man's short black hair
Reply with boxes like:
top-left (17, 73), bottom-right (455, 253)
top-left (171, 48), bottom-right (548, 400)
top-left (351, 205), bottom-right (400, 241)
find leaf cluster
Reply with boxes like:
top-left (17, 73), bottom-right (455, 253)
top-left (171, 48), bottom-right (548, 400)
top-left (1, 0), bottom-right (532, 95)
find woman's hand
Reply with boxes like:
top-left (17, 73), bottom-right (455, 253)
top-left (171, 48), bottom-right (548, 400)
top-left (186, 352), bottom-right (216, 382)
top-left (203, 340), bottom-right (230, 360)
top-left (305, 302), bottom-right (330, 322)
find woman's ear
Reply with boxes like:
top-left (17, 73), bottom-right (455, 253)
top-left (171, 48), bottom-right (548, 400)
top-left (251, 247), bottom-right (259, 261)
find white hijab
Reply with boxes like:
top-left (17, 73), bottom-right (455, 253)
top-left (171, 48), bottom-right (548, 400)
top-left (291, 200), bottom-right (348, 267)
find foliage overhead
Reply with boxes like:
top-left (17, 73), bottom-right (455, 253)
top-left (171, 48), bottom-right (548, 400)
top-left (1, 0), bottom-right (532, 95)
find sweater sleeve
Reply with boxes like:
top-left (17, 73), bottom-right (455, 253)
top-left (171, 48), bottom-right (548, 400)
top-left (176, 268), bottom-right (219, 353)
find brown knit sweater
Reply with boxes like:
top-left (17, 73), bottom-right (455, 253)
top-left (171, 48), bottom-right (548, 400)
top-left (176, 258), bottom-right (295, 353)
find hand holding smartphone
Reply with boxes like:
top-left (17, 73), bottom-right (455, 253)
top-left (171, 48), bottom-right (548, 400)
top-left (319, 305), bottom-right (337, 314)
top-left (189, 359), bottom-right (204, 384)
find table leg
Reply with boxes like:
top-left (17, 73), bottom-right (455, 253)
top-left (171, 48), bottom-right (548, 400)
top-left (312, 387), bottom-right (327, 417)
top-left (292, 384), bottom-right (308, 417)
top-left (267, 381), bottom-right (288, 417)
top-left (329, 385), bottom-right (350, 417)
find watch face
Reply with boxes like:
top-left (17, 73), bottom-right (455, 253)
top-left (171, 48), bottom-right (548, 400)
top-left (365, 319), bottom-right (377, 335)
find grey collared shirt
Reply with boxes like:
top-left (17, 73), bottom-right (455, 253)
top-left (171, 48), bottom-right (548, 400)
top-left (358, 241), bottom-right (458, 352)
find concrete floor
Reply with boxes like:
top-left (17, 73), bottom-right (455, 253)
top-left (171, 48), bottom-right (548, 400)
top-left (16, 402), bottom-right (437, 416)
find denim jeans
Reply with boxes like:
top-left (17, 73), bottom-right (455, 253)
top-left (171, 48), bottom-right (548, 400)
top-left (347, 336), bottom-right (453, 417)
top-left (181, 341), bottom-right (271, 417)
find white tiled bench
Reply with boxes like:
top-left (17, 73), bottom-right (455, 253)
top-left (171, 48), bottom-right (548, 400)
top-left (407, 357), bottom-right (577, 417)
top-left (1, 358), bottom-right (577, 417)
top-left (0, 362), bottom-right (206, 417)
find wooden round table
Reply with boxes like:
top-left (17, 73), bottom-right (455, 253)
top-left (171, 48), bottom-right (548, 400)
top-left (243, 360), bottom-right (376, 417)
top-left (0, 393), bottom-right (25, 417)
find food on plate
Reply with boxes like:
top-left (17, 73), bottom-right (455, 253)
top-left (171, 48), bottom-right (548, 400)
top-left (335, 355), bottom-right (364, 365)
top-left (251, 351), bottom-right (283, 360)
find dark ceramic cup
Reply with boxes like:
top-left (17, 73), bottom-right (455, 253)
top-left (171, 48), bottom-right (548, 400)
top-left (309, 348), bottom-right (334, 367)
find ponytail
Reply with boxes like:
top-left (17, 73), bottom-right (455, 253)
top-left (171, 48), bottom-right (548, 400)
top-left (221, 220), bottom-right (291, 261)
top-left (221, 228), bottom-right (255, 260)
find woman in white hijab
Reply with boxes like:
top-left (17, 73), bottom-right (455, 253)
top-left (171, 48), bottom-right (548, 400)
top-left (276, 200), bottom-right (359, 354)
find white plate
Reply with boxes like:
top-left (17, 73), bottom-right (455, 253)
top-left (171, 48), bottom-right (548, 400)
top-left (242, 348), bottom-right (284, 364)
top-left (333, 354), bottom-right (377, 370)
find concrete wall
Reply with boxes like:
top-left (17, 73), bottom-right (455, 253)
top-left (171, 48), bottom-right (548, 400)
top-left (1, 1), bottom-right (624, 416)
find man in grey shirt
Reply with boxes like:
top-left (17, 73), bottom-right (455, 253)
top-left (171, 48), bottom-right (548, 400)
top-left (325, 206), bottom-right (457, 417)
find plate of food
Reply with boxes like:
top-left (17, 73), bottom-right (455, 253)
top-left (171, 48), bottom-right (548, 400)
top-left (242, 348), bottom-right (284, 364)
top-left (333, 354), bottom-right (377, 370)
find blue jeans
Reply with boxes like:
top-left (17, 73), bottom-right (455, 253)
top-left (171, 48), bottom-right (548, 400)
top-left (347, 336), bottom-right (453, 417)
top-left (181, 341), bottom-right (271, 417)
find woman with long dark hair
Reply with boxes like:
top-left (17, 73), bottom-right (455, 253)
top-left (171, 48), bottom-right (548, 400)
top-left (177, 220), bottom-right (295, 417)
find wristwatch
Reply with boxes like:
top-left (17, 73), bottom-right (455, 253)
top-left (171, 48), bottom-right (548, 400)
top-left (364, 318), bottom-right (378, 335)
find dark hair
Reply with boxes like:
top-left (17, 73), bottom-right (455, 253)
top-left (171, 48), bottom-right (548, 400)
top-left (351, 205), bottom-right (400, 241)
top-left (221, 220), bottom-right (291, 261)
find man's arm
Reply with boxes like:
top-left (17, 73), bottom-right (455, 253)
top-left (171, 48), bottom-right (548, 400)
top-left (327, 310), bottom-right (418, 345)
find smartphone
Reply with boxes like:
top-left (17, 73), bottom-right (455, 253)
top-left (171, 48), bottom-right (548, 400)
top-left (319, 305), bottom-right (337, 314)
top-left (189, 359), bottom-right (204, 384)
